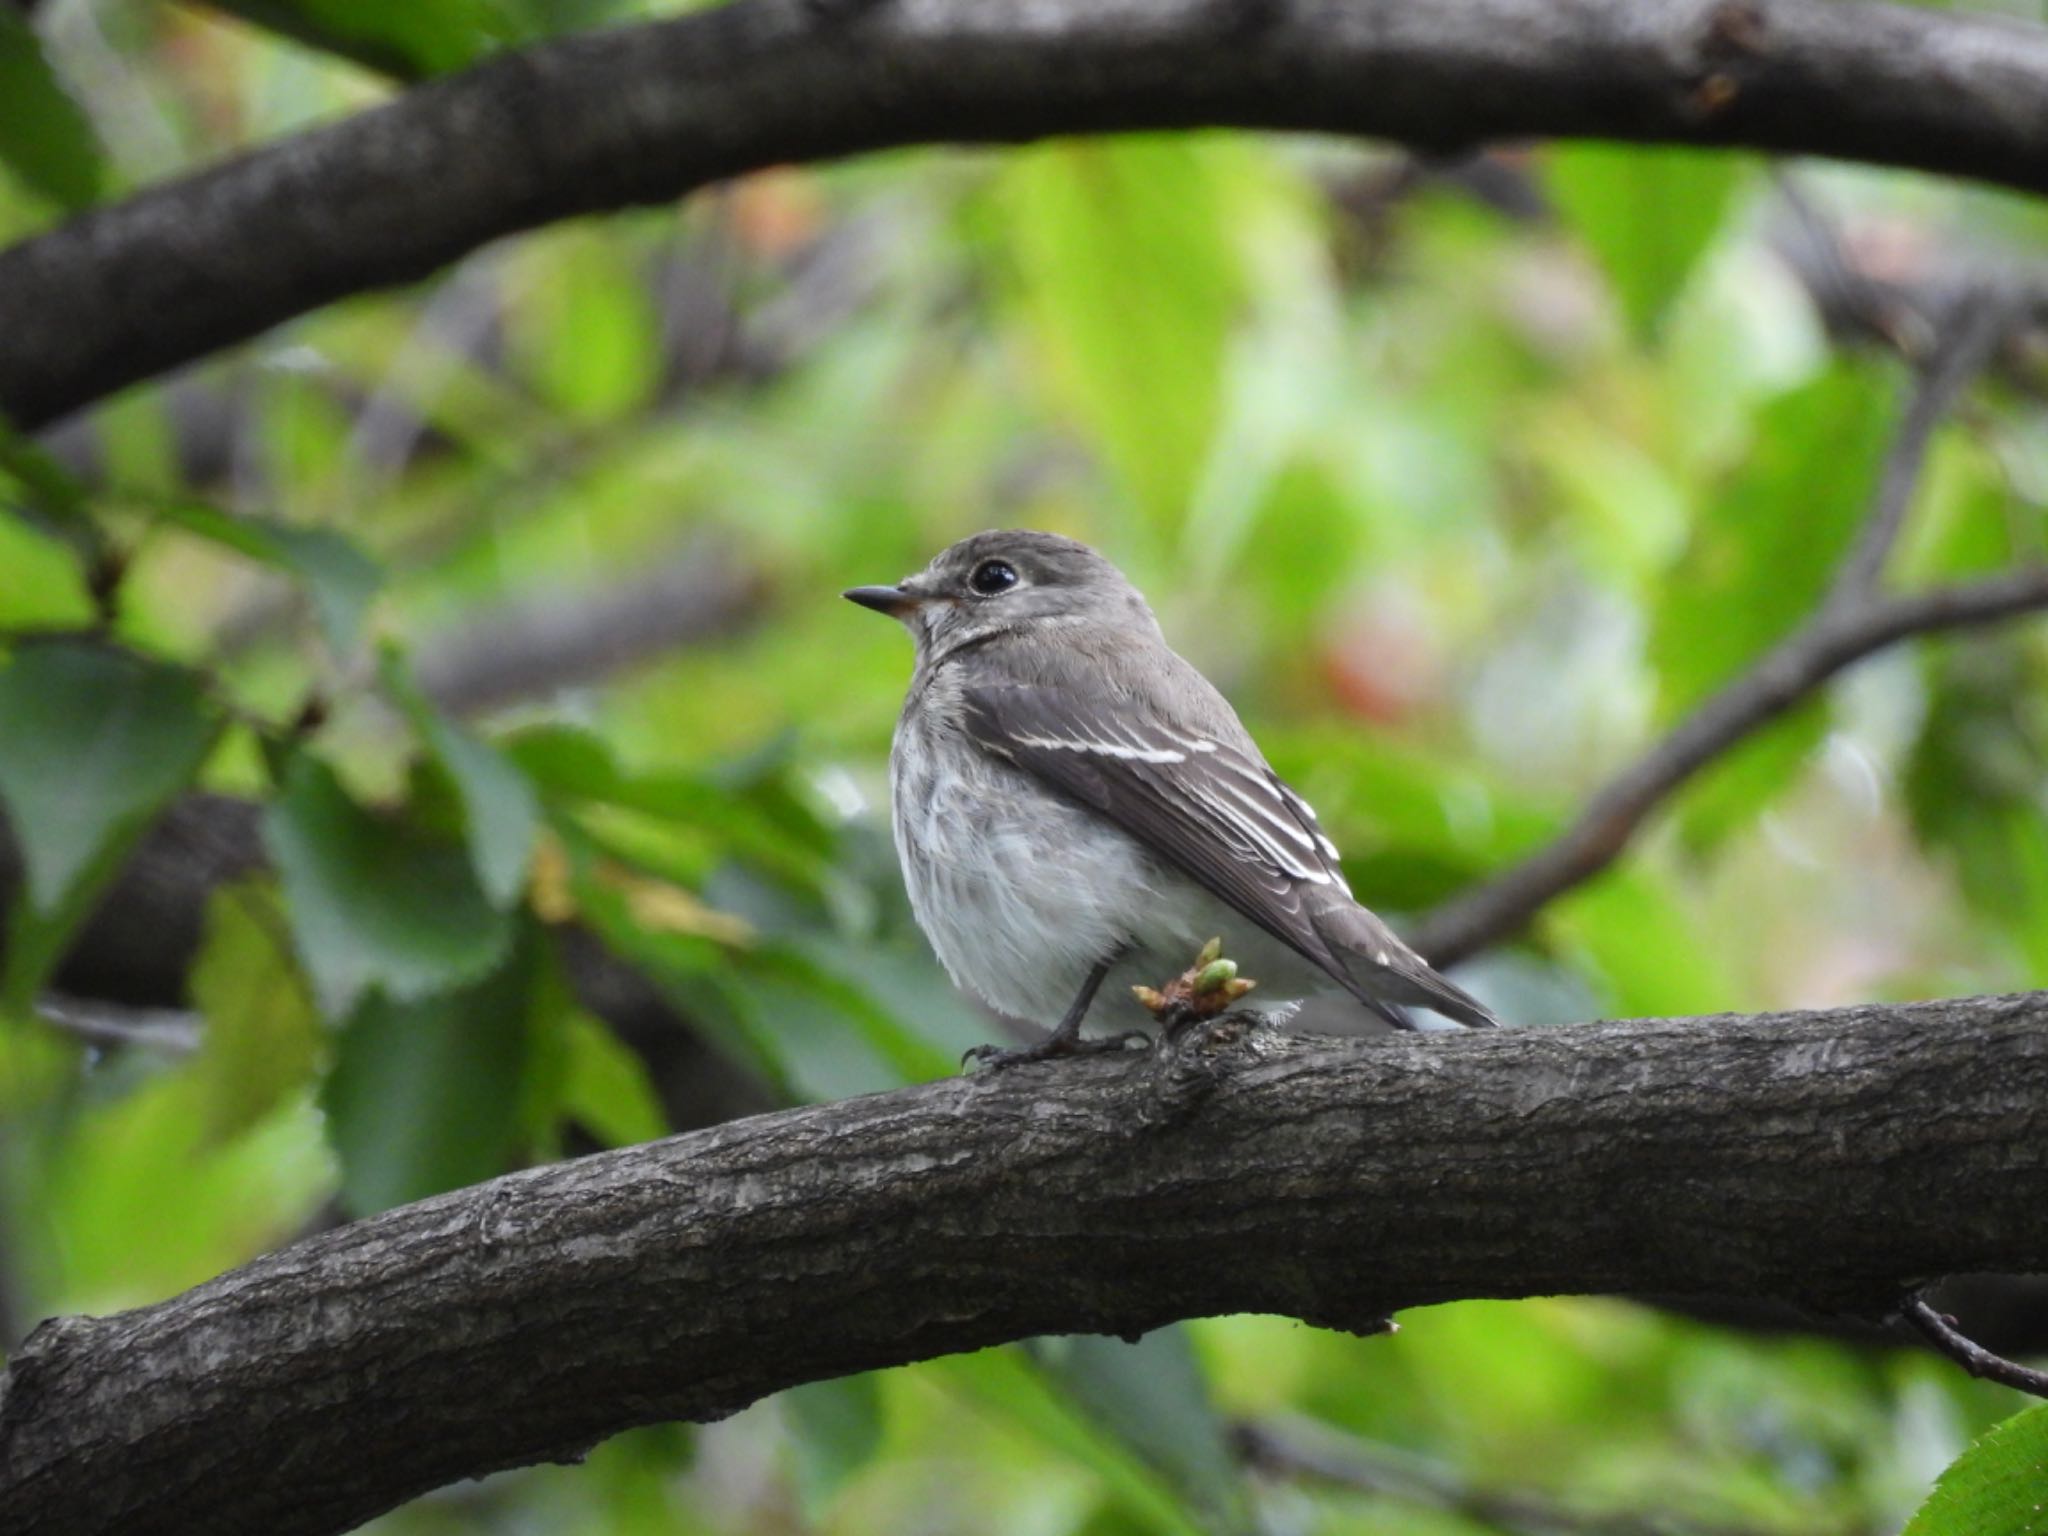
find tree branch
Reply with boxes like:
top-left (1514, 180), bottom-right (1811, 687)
top-left (1901, 1294), bottom-right (2048, 1400)
top-left (1411, 307), bottom-right (2048, 967)
top-left (2, 992), bottom-right (2045, 1535)
top-left (10, 0), bottom-right (2048, 428)
top-left (1824, 291), bottom-right (2016, 605)
top-left (409, 536), bottom-right (770, 716)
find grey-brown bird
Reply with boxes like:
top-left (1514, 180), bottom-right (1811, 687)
top-left (847, 530), bottom-right (1500, 1067)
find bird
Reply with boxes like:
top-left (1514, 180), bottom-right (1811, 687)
top-left (845, 529), bottom-right (1501, 1068)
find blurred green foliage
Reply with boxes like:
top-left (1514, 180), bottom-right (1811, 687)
top-left (1, 3), bottom-right (2046, 1534)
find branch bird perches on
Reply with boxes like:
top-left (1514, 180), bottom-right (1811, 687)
top-left (1, 994), bottom-right (2045, 1536)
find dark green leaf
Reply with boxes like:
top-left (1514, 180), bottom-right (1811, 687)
top-left (201, 0), bottom-right (530, 78)
top-left (262, 752), bottom-right (514, 1018)
top-left (1652, 362), bottom-right (1895, 717)
top-left (1547, 144), bottom-right (1748, 341)
top-left (266, 527), bottom-right (384, 661)
top-left (507, 724), bottom-right (830, 888)
top-left (782, 1374), bottom-right (885, 1514)
top-left (0, 641), bottom-right (217, 915)
top-left (151, 501), bottom-right (383, 659)
top-left (1905, 643), bottom-right (2048, 979)
top-left (322, 937), bottom-right (538, 1215)
top-left (0, 420), bottom-right (95, 535)
top-left (3, 822), bottom-right (149, 1016)
top-left (930, 1348), bottom-right (1209, 1536)
top-left (1673, 698), bottom-right (1825, 854)
top-left (430, 717), bottom-right (539, 908)
top-left (0, 11), bottom-right (107, 209)
top-left (190, 883), bottom-right (325, 1145)
top-left (1902, 1403), bottom-right (2048, 1536)
top-left (384, 651), bottom-right (540, 909)
top-left (1031, 1328), bottom-right (1252, 1534)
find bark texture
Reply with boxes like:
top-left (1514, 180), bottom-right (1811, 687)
top-left (2, 993), bottom-right (2045, 1536)
top-left (9, 0), bottom-right (2048, 428)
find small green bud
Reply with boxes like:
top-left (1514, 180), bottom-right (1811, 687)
top-left (1194, 958), bottom-right (1238, 993)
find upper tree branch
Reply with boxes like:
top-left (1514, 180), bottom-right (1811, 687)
top-left (1411, 298), bottom-right (2048, 967)
top-left (10, 0), bottom-right (2048, 427)
top-left (2, 992), bottom-right (2045, 1536)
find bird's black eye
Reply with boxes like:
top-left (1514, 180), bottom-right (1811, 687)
top-left (968, 559), bottom-right (1019, 597)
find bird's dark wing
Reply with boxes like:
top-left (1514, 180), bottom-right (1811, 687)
top-left (958, 677), bottom-right (1422, 1026)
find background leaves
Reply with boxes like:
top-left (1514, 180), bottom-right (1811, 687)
top-left (1, 5), bottom-right (2045, 1533)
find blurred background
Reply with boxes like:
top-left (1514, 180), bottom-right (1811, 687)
top-left (2, 1), bottom-right (2047, 1532)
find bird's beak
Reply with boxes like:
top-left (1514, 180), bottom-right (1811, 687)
top-left (843, 583), bottom-right (919, 618)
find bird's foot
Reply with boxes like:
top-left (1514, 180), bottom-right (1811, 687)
top-left (962, 1030), bottom-right (1150, 1073)
top-left (1132, 937), bottom-right (1257, 1031)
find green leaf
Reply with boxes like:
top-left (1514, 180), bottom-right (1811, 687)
top-left (201, 0), bottom-right (533, 78)
top-left (189, 882), bottom-right (325, 1145)
top-left (506, 724), bottom-right (830, 888)
top-left (557, 1008), bottom-right (667, 1147)
top-left (384, 651), bottom-right (540, 909)
top-left (0, 11), bottom-right (107, 210)
top-left (3, 823), bottom-right (151, 1017)
top-left (322, 937), bottom-right (538, 1215)
top-left (1551, 866), bottom-right (1745, 1017)
top-left (930, 1348), bottom-right (1209, 1536)
top-left (995, 136), bottom-right (1246, 534)
top-left (0, 509), bottom-right (95, 629)
top-left (1902, 1404), bottom-right (2048, 1536)
top-left (510, 228), bottom-right (663, 425)
top-left (1673, 698), bottom-right (1825, 854)
top-left (151, 501), bottom-right (382, 658)
top-left (262, 751), bottom-right (514, 1019)
top-left (1644, 362), bottom-right (1894, 852)
top-left (267, 527), bottom-right (384, 661)
top-left (0, 641), bottom-right (217, 914)
top-left (1905, 644), bottom-right (2048, 980)
top-left (1031, 1328), bottom-right (1252, 1533)
top-left (782, 1374), bottom-right (885, 1515)
top-left (1652, 362), bottom-right (1895, 717)
top-left (1546, 143), bottom-right (1747, 342)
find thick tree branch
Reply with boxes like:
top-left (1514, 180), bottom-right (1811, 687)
top-left (10, 0), bottom-right (2048, 427)
top-left (1411, 306), bottom-right (2048, 967)
top-left (1, 993), bottom-right (2044, 1536)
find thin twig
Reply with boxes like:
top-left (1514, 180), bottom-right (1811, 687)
top-left (1902, 1293), bottom-right (2048, 1399)
top-left (1413, 304), bottom-right (2043, 967)
top-left (1233, 1415), bottom-right (1842, 1536)
top-left (1826, 290), bottom-right (2016, 606)
top-left (1771, 173), bottom-right (1913, 355)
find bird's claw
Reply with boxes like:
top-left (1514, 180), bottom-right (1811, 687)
top-left (961, 1030), bottom-right (1150, 1073)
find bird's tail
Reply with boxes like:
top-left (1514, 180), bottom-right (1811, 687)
top-left (1316, 902), bottom-right (1502, 1030)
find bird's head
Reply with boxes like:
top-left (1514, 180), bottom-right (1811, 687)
top-left (844, 529), bottom-right (1159, 658)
